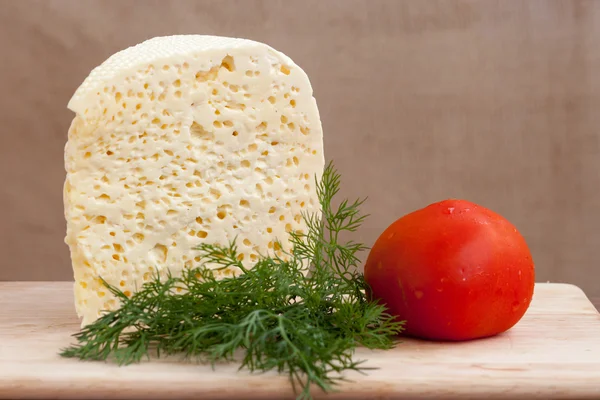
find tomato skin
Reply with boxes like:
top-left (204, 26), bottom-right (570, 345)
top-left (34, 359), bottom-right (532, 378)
top-left (364, 199), bottom-right (535, 341)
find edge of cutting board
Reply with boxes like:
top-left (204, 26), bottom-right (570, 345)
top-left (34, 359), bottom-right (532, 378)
top-left (1, 282), bottom-right (600, 400)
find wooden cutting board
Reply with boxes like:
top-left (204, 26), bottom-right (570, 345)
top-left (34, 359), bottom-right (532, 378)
top-left (1, 282), bottom-right (599, 399)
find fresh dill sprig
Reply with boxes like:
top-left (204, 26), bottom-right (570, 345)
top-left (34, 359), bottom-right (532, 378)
top-left (60, 162), bottom-right (405, 399)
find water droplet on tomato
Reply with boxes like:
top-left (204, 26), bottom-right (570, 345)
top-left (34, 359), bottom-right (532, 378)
top-left (443, 207), bottom-right (455, 215)
top-left (512, 301), bottom-right (520, 312)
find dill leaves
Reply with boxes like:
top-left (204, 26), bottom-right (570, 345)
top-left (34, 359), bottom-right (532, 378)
top-left (60, 163), bottom-right (405, 399)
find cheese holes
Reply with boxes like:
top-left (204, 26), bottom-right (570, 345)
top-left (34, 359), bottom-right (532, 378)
top-left (280, 65), bottom-right (291, 75)
top-left (210, 188), bottom-right (221, 199)
top-left (152, 244), bottom-right (168, 263)
top-left (220, 55), bottom-right (235, 72)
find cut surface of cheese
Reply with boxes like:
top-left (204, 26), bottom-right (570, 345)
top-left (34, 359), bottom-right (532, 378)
top-left (63, 35), bottom-right (325, 326)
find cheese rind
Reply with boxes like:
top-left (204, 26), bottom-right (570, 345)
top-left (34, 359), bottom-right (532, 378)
top-left (63, 35), bottom-right (325, 326)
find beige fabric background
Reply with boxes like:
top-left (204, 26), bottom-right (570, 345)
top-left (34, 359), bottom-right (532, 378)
top-left (1, 0), bottom-right (598, 297)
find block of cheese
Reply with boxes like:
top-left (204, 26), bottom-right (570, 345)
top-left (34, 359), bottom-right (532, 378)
top-left (63, 35), bottom-right (325, 326)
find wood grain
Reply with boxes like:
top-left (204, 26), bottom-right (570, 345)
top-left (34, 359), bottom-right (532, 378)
top-left (1, 282), bottom-right (599, 399)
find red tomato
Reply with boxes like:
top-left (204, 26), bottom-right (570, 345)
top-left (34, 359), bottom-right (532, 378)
top-left (364, 199), bottom-right (535, 341)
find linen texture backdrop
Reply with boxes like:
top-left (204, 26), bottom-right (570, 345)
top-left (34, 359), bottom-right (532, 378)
top-left (1, 0), bottom-right (599, 298)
